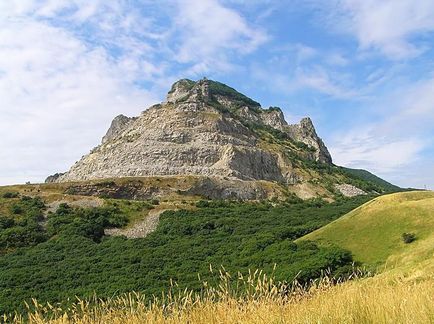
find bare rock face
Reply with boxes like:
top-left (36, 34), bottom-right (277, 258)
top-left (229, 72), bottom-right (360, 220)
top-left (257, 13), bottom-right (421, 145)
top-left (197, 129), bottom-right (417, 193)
top-left (335, 184), bottom-right (367, 197)
top-left (102, 114), bottom-right (137, 144)
top-left (45, 172), bottom-right (65, 183)
top-left (286, 118), bottom-right (332, 163)
top-left (56, 79), bottom-right (333, 185)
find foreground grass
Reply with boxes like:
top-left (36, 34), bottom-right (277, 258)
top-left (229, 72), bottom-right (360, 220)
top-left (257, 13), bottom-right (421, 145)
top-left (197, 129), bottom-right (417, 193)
top-left (5, 270), bottom-right (433, 324)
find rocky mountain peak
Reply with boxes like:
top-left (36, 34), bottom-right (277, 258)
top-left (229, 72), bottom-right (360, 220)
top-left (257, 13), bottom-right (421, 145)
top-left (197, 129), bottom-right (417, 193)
top-left (166, 79), bottom-right (196, 103)
top-left (166, 78), bottom-right (260, 109)
top-left (52, 78), bottom-right (333, 187)
top-left (300, 117), bottom-right (315, 130)
top-left (102, 114), bottom-right (136, 144)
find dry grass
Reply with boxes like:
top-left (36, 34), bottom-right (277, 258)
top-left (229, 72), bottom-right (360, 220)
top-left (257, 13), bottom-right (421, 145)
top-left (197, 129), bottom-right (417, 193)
top-left (5, 268), bottom-right (433, 324)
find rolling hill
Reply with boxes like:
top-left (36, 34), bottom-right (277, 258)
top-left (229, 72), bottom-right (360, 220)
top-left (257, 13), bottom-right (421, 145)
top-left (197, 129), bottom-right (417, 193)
top-left (299, 191), bottom-right (434, 277)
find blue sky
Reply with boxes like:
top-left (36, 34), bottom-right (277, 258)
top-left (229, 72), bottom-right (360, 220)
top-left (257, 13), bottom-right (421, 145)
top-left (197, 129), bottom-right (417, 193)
top-left (1, 0), bottom-right (434, 188)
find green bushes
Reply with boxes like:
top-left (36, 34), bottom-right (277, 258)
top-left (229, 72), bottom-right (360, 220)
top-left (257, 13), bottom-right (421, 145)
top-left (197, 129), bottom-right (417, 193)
top-left (0, 223), bottom-right (47, 249)
top-left (0, 196), bottom-right (369, 315)
top-left (0, 215), bottom-right (15, 229)
top-left (0, 196), bottom-right (47, 249)
top-left (46, 204), bottom-right (128, 242)
top-left (402, 232), bottom-right (416, 244)
top-left (208, 80), bottom-right (261, 109)
top-left (2, 192), bottom-right (19, 198)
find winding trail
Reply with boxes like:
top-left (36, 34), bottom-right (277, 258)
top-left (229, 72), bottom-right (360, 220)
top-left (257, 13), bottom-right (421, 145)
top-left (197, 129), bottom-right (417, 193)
top-left (105, 209), bottom-right (171, 239)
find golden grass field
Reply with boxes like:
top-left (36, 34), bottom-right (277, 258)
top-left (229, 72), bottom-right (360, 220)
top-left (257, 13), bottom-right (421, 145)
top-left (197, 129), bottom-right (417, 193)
top-left (3, 191), bottom-right (434, 323)
top-left (5, 269), bottom-right (433, 324)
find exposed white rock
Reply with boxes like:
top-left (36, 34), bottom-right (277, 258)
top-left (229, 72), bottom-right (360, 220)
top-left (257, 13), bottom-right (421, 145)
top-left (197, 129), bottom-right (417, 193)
top-left (335, 184), bottom-right (367, 197)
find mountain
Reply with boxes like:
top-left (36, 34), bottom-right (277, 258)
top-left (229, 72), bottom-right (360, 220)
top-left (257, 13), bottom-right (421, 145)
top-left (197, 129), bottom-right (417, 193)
top-left (48, 78), bottom-right (398, 200)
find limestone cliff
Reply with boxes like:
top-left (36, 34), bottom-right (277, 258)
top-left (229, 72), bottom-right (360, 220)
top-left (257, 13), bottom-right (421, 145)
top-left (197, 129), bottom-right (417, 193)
top-left (55, 79), bottom-right (332, 185)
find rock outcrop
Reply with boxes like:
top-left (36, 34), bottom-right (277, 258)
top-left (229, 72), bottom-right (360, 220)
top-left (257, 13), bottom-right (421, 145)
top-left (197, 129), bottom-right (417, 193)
top-left (286, 118), bottom-right (332, 163)
top-left (45, 172), bottom-right (65, 183)
top-left (102, 114), bottom-right (137, 144)
top-left (335, 184), bottom-right (367, 197)
top-left (54, 79), bottom-right (334, 189)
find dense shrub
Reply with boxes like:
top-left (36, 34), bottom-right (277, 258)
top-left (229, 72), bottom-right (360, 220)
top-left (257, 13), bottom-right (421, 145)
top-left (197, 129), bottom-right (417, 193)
top-left (2, 192), bottom-right (19, 198)
top-left (10, 204), bottom-right (23, 214)
top-left (0, 215), bottom-right (15, 229)
top-left (47, 204), bottom-right (128, 242)
top-left (402, 232), bottom-right (416, 244)
top-left (0, 197), bottom-right (47, 249)
top-left (0, 196), bottom-right (370, 314)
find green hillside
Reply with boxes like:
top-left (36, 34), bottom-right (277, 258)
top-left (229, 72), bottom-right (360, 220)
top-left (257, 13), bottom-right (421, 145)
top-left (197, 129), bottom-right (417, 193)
top-left (340, 167), bottom-right (401, 193)
top-left (300, 191), bottom-right (434, 276)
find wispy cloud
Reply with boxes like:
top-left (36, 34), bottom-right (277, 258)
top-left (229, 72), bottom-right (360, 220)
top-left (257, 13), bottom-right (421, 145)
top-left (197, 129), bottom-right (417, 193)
top-left (313, 0), bottom-right (434, 59)
top-left (172, 0), bottom-right (267, 73)
top-left (329, 74), bottom-right (434, 186)
top-left (0, 17), bottom-right (158, 184)
top-left (292, 65), bottom-right (359, 98)
top-left (331, 133), bottom-right (426, 173)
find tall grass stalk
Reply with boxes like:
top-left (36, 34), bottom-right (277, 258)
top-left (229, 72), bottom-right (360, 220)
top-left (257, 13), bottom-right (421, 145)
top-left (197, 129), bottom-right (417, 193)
top-left (4, 267), bottom-right (433, 324)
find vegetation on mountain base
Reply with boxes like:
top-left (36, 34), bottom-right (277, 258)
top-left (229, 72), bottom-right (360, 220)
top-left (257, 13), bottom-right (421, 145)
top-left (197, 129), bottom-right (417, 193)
top-left (0, 196), bottom-right (47, 250)
top-left (0, 194), bottom-right (370, 315)
top-left (2, 191), bottom-right (432, 323)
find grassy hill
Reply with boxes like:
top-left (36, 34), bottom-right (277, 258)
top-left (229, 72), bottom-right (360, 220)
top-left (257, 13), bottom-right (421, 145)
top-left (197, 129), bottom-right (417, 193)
top-left (300, 191), bottom-right (434, 277)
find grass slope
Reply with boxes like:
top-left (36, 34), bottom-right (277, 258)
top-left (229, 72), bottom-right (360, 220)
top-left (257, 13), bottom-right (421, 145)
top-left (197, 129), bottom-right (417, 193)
top-left (300, 191), bottom-right (434, 275)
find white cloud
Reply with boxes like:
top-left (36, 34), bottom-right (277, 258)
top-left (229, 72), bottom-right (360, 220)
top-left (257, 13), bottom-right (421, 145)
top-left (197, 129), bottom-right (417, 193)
top-left (329, 75), bottom-right (434, 186)
top-left (293, 44), bottom-right (317, 63)
top-left (325, 52), bottom-right (348, 66)
top-left (0, 17), bottom-right (158, 185)
top-left (293, 66), bottom-right (358, 98)
top-left (319, 0), bottom-right (434, 59)
top-left (331, 134), bottom-right (426, 173)
top-left (173, 0), bottom-right (267, 71)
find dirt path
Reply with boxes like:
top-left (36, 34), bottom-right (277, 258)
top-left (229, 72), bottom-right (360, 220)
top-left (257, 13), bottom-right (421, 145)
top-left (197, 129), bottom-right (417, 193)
top-left (105, 209), bottom-right (171, 239)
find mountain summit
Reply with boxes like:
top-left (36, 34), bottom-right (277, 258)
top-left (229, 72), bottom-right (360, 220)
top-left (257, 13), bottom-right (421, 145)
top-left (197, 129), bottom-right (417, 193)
top-left (56, 79), bottom-right (330, 180)
top-left (49, 78), bottom-right (394, 199)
